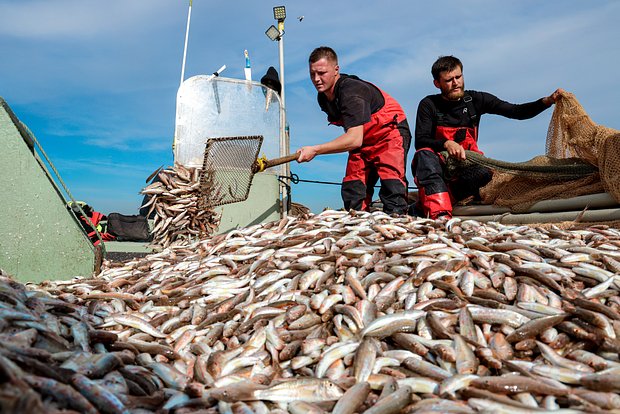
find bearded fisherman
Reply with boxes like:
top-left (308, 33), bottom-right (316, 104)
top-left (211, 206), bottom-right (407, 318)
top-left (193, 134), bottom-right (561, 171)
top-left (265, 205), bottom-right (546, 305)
top-left (412, 55), bottom-right (563, 219)
top-left (297, 46), bottom-right (412, 215)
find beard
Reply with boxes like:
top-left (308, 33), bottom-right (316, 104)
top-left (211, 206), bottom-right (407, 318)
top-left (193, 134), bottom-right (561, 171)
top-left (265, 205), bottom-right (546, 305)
top-left (447, 89), bottom-right (464, 100)
top-left (442, 84), bottom-right (465, 101)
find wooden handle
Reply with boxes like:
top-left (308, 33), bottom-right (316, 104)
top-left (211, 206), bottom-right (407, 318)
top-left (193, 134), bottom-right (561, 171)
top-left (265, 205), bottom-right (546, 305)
top-left (263, 153), bottom-right (299, 169)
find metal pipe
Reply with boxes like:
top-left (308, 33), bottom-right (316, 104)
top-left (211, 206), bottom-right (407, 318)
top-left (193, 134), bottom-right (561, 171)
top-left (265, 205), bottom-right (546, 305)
top-left (458, 207), bottom-right (620, 225)
top-left (277, 20), bottom-right (289, 217)
top-left (278, 21), bottom-right (285, 112)
top-left (454, 192), bottom-right (618, 216)
top-left (180, 0), bottom-right (193, 87)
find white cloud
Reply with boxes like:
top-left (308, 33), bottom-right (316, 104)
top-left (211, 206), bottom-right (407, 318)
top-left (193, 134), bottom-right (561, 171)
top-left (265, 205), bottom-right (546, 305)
top-left (0, 0), bottom-right (172, 39)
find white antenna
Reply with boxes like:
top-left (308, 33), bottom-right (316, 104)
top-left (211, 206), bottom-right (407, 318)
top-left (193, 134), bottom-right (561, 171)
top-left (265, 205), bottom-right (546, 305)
top-left (180, 0), bottom-right (193, 86)
top-left (210, 65), bottom-right (227, 80)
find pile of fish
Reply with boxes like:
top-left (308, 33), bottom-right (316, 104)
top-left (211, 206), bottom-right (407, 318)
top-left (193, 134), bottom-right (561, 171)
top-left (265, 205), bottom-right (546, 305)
top-left (141, 164), bottom-right (220, 249)
top-left (4, 210), bottom-right (620, 413)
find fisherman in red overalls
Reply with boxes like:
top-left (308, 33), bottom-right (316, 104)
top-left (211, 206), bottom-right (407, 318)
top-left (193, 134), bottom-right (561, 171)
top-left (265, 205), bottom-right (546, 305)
top-left (413, 55), bottom-right (564, 219)
top-left (297, 46), bottom-right (412, 215)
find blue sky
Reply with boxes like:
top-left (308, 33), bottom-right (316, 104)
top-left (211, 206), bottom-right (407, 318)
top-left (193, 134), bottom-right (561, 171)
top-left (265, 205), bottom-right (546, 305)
top-left (1, 1), bottom-right (619, 214)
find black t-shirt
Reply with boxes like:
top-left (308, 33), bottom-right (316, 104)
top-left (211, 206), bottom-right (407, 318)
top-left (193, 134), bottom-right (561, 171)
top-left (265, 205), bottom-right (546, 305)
top-left (414, 90), bottom-right (548, 152)
top-left (318, 74), bottom-right (385, 131)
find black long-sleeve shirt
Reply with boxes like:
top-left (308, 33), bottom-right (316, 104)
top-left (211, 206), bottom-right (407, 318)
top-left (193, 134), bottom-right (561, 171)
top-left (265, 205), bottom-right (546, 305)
top-left (414, 90), bottom-right (549, 152)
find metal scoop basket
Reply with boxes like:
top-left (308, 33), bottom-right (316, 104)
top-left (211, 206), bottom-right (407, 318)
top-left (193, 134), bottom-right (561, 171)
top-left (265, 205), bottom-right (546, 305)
top-left (198, 135), bottom-right (298, 208)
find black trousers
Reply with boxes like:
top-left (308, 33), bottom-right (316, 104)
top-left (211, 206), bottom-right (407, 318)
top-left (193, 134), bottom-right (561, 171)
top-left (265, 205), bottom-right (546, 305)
top-left (413, 149), bottom-right (492, 216)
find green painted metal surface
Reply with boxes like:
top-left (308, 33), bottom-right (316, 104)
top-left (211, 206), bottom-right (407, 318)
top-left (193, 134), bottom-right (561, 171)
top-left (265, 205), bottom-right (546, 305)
top-left (216, 172), bottom-right (281, 234)
top-left (0, 98), bottom-right (96, 283)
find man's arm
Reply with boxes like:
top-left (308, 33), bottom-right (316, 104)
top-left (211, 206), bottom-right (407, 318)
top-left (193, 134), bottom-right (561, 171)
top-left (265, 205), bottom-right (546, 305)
top-left (297, 125), bottom-right (364, 162)
top-left (481, 88), bottom-right (564, 120)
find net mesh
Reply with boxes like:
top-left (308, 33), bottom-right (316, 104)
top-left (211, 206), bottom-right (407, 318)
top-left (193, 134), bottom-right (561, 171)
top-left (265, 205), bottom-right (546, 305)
top-left (480, 92), bottom-right (620, 212)
top-left (199, 136), bottom-right (263, 207)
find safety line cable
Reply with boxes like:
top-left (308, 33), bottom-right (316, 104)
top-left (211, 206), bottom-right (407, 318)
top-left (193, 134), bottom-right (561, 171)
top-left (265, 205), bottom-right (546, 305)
top-left (281, 173), bottom-right (418, 190)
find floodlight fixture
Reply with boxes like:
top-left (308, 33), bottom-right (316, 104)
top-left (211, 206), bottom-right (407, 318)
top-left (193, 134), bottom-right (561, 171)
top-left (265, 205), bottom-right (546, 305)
top-left (273, 6), bottom-right (286, 21)
top-left (265, 25), bottom-right (280, 41)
